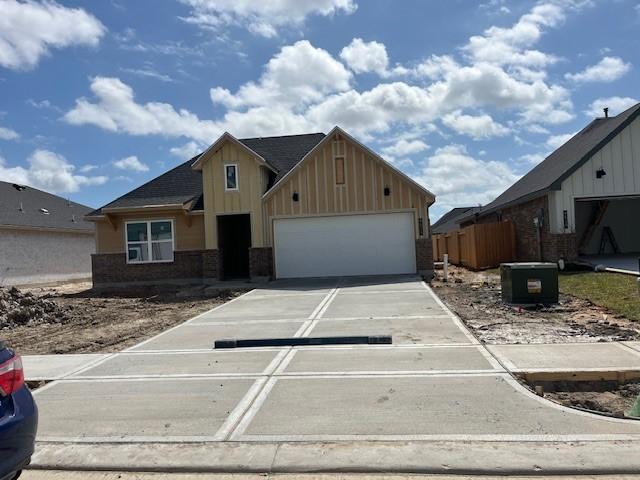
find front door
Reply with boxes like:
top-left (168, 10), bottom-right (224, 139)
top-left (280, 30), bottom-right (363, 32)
top-left (217, 214), bottom-right (251, 279)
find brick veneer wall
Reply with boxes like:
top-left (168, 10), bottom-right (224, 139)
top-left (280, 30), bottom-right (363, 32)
top-left (415, 238), bottom-right (434, 275)
top-left (92, 249), bottom-right (220, 285)
top-left (249, 247), bottom-right (273, 279)
top-left (476, 195), bottom-right (577, 262)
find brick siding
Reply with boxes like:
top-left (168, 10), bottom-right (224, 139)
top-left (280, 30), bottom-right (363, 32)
top-left (475, 195), bottom-right (577, 262)
top-left (249, 247), bottom-right (273, 279)
top-left (415, 238), bottom-right (434, 274)
top-left (92, 249), bottom-right (220, 285)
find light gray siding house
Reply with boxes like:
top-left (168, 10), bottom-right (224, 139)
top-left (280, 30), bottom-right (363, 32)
top-left (0, 181), bottom-right (95, 286)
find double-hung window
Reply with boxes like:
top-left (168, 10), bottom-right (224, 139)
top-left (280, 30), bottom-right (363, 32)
top-left (126, 220), bottom-right (174, 263)
top-left (225, 164), bottom-right (238, 191)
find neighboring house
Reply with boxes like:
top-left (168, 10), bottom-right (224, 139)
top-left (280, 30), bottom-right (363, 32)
top-left (460, 102), bottom-right (640, 263)
top-left (0, 181), bottom-right (95, 286)
top-left (87, 127), bottom-right (435, 285)
top-left (431, 206), bottom-right (482, 235)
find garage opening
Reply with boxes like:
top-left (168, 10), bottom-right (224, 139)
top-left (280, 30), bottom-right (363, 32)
top-left (217, 214), bottom-right (251, 279)
top-left (575, 196), bottom-right (640, 273)
top-left (273, 212), bottom-right (416, 279)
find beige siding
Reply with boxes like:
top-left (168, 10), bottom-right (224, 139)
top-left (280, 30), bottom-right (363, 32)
top-left (201, 141), bottom-right (269, 248)
top-left (95, 212), bottom-right (205, 253)
top-left (263, 132), bottom-right (432, 246)
top-left (549, 116), bottom-right (640, 233)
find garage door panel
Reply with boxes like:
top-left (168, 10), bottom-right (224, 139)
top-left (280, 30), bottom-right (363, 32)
top-left (274, 213), bottom-right (416, 278)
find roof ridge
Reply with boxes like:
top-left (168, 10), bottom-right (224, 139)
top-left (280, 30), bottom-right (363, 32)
top-left (0, 180), bottom-right (92, 210)
top-left (239, 132), bottom-right (325, 141)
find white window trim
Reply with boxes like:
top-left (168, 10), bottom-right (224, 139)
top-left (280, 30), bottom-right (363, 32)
top-left (224, 163), bottom-right (239, 191)
top-left (125, 219), bottom-right (175, 264)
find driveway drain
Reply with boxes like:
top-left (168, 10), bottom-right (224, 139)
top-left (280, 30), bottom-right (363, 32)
top-left (214, 335), bottom-right (392, 349)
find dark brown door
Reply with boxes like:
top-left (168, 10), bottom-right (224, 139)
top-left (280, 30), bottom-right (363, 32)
top-left (217, 214), bottom-right (251, 279)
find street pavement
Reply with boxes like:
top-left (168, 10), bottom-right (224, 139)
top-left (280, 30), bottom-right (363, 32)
top-left (29, 275), bottom-right (640, 474)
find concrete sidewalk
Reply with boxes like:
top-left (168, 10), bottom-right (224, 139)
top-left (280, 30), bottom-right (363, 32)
top-left (24, 340), bottom-right (640, 381)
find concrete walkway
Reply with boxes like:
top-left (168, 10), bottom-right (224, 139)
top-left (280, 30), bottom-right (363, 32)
top-left (29, 275), bottom-right (640, 474)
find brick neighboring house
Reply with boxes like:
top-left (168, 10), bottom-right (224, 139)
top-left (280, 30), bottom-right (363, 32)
top-left (458, 102), bottom-right (640, 263)
top-left (87, 127), bottom-right (435, 285)
top-left (0, 181), bottom-right (95, 286)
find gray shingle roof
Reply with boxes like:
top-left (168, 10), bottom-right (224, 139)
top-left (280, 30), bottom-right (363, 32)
top-left (89, 133), bottom-right (326, 216)
top-left (432, 206), bottom-right (482, 235)
top-left (473, 102), bottom-right (640, 219)
top-left (239, 133), bottom-right (326, 182)
top-left (0, 181), bottom-right (94, 232)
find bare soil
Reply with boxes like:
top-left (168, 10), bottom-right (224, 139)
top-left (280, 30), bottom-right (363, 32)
top-left (1, 282), bottom-right (246, 354)
top-left (529, 380), bottom-right (640, 418)
top-left (431, 266), bottom-right (640, 344)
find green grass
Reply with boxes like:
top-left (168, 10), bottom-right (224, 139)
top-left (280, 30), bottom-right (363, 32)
top-left (559, 272), bottom-right (640, 322)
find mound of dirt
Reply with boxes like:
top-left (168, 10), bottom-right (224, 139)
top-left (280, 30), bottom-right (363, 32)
top-left (0, 286), bottom-right (70, 329)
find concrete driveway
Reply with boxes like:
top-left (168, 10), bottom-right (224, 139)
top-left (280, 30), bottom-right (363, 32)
top-left (31, 275), bottom-right (640, 473)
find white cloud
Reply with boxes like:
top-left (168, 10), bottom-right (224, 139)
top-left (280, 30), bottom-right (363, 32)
top-left (463, 3), bottom-right (565, 68)
top-left (64, 76), bottom-right (220, 142)
top-left (381, 139), bottom-right (429, 157)
top-left (79, 164), bottom-right (98, 173)
top-left (546, 132), bottom-right (576, 149)
top-left (416, 145), bottom-right (520, 212)
top-left (441, 110), bottom-right (510, 139)
top-left (565, 56), bottom-right (631, 83)
top-left (113, 155), bottom-right (149, 172)
top-left (179, 0), bottom-right (357, 37)
top-left (63, 3), bottom-right (581, 144)
top-left (585, 96), bottom-right (638, 117)
top-left (0, 126), bottom-right (19, 140)
top-left (0, 149), bottom-right (107, 193)
top-left (210, 40), bottom-right (352, 109)
top-left (0, 0), bottom-right (106, 70)
top-left (121, 67), bottom-right (174, 83)
top-left (340, 38), bottom-right (394, 77)
top-left (170, 141), bottom-right (204, 159)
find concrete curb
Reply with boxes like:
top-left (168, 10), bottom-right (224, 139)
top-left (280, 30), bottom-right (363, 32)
top-left (30, 440), bottom-right (640, 475)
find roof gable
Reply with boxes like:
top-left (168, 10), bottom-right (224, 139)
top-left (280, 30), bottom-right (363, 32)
top-left (477, 102), bottom-right (640, 216)
top-left (262, 126), bottom-right (435, 201)
top-left (432, 206), bottom-right (481, 234)
top-left (0, 181), bottom-right (94, 232)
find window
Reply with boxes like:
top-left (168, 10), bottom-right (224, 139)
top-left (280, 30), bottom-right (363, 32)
top-left (335, 157), bottom-right (345, 185)
top-left (126, 220), bottom-right (174, 263)
top-left (225, 164), bottom-right (238, 191)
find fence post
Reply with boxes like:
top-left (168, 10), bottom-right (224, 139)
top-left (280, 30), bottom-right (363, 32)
top-left (443, 254), bottom-right (449, 282)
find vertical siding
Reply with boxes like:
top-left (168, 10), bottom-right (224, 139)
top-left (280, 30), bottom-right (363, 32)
top-left (549, 117), bottom-right (640, 233)
top-left (201, 141), bottom-right (267, 248)
top-left (263, 132), bottom-right (432, 246)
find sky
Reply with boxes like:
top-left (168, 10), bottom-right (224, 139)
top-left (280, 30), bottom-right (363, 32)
top-left (0, 0), bottom-right (638, 220)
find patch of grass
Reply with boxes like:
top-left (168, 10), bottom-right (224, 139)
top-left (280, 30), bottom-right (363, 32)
top-left (559, 272), bottom-right (640, 322)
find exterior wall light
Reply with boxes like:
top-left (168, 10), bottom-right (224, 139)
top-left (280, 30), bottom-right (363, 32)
top-left (383, 186), bottom-right (390, 196)
top-left (596, 169), bottom-right (606, 179)
top-left (292, 191), bottom-right (299, 202)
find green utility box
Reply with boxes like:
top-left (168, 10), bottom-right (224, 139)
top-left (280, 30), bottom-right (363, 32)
top-left (500, 263), bottom-right (559, 304)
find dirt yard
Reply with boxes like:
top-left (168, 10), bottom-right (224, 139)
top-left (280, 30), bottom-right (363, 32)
top-left (431, 266), bottom-right (640, 344)
top-left (0, 282), bottom-right (246, 354)
top-left (531, 380), bottom-right (640, 418)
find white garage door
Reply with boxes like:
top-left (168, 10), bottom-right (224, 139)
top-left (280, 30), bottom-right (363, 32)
top-left (273, 212), bottom-right (416, 279)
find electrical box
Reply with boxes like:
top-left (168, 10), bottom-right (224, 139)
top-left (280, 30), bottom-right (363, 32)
top-left (500, 263), bottom-right (558, 304)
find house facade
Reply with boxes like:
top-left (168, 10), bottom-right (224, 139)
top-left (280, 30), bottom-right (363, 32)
top-left (0, 181), bottom-right (95, 286)
top-left (88, 127), bottom-right (435, 285)
top-left (461, 102), bottom-right (640, 263)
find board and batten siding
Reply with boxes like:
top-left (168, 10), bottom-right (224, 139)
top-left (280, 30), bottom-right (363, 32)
top-left (201, 141), bottom-right (271, 249)
top-left (262, 132), bottom-right (432, 246)
top-left (548, 116), bottom-right (640, 233)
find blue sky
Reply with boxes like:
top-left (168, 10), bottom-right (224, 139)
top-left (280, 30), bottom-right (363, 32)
top-left (0, 0), bottom-right (638, 219)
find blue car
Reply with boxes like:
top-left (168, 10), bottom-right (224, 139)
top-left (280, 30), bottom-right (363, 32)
top-left (0, 342), bottom-right (37, 480)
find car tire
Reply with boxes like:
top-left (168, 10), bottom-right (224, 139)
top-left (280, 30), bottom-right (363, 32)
top-left (12, 471), bottom-right (22, 480)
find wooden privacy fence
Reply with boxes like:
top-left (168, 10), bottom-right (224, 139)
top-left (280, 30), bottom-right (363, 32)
top-left (432, 221), bottom-right (516, 270)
